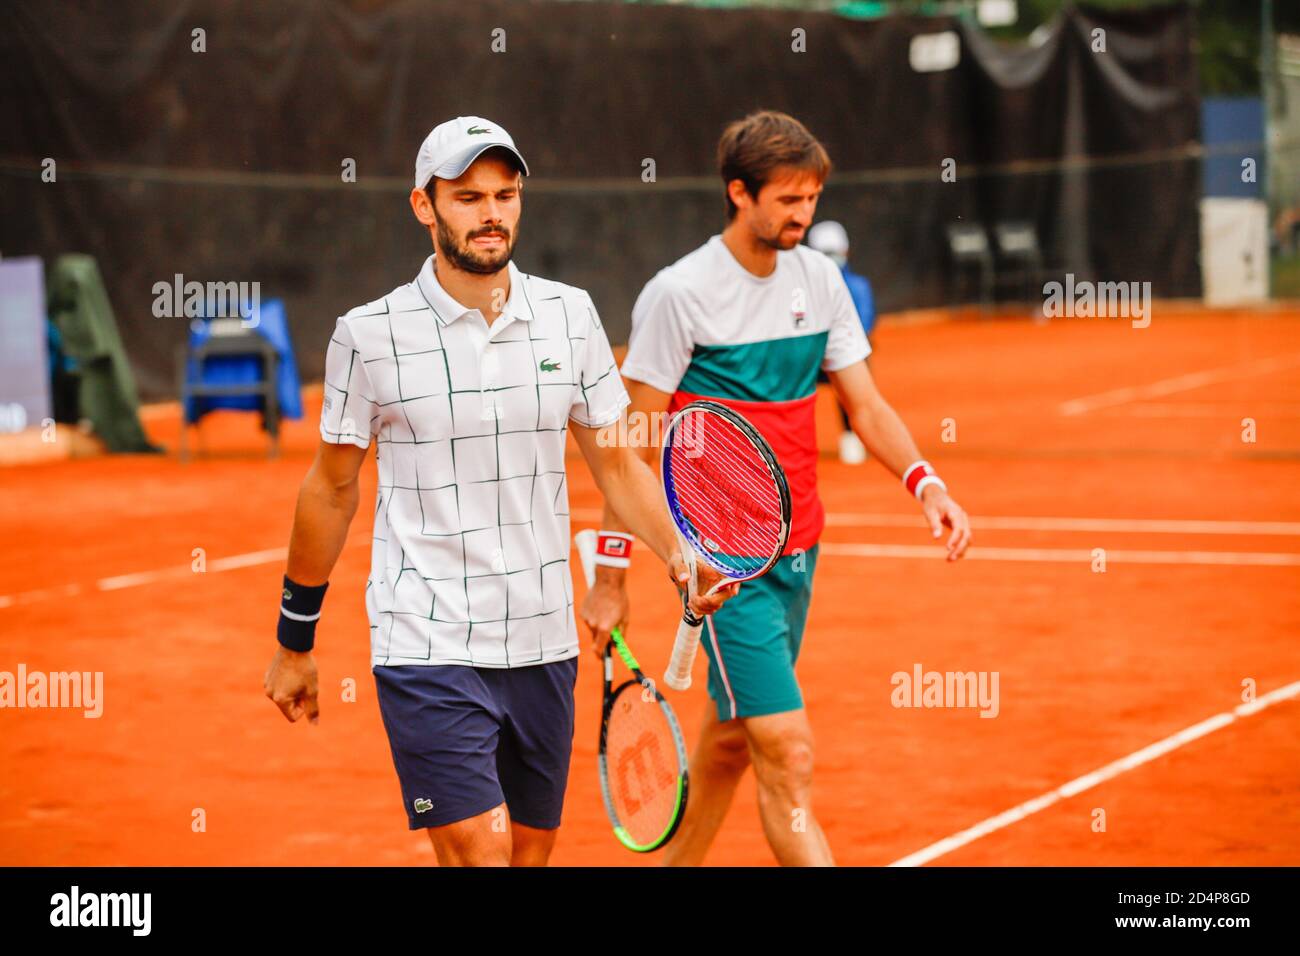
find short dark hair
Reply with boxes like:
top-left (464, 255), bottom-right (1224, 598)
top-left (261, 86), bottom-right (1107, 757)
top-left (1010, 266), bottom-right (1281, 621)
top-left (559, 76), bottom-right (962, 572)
top-left (717, 111), bottom-right (831, 220)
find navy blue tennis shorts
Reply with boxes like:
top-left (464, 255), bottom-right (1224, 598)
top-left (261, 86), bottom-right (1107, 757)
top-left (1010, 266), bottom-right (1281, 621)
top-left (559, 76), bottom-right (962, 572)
top-left (373, 657), bottom-right (579, 831)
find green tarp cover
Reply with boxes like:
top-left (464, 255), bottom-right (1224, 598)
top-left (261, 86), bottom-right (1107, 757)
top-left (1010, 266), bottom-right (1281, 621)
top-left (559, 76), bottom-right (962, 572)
top-left (46, 255), bottom-right (162, 454)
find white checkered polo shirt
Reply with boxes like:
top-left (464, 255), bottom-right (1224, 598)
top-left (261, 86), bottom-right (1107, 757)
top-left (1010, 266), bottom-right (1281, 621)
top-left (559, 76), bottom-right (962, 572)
top-left (320, 255), bottom-right (629, 668)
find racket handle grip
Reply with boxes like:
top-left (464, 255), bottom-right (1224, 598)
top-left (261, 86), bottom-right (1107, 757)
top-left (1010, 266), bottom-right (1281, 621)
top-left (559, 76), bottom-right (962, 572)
top-left (663, 613), bottom-right (704, 692)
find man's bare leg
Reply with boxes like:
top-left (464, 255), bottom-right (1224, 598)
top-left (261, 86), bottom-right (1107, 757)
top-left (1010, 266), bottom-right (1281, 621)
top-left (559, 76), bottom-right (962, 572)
top-left (510, 821), bottom-right (558, 867)
top-left (662, 706), bottom-right (751, 866)
top-left (426, 804), bottom-right (512, 866)
top-left (744, 710), bottom-right (834, 866)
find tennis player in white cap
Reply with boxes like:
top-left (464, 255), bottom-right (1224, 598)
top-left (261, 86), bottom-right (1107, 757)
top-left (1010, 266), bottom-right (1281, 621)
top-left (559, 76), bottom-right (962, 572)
top-left (263, 116), bottom-right (733, 866)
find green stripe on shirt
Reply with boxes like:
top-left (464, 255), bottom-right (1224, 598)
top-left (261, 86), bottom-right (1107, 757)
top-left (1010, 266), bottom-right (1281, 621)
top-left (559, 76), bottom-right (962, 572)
top-left (679, 332), bottom-right (828, 403)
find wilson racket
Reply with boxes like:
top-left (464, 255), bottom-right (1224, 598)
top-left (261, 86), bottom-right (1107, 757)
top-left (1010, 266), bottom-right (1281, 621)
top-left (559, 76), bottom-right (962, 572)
top-left (575, 529), bottom-right (689, 853)
top-left (661, 400), bottom-right (791, 692)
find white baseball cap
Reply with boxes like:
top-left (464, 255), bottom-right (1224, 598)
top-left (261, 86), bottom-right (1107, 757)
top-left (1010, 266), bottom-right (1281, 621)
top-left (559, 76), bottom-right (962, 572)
top-left (414, 116), bottom-right (529, 189)
top-left (807, 220), bottom-right (850, 259)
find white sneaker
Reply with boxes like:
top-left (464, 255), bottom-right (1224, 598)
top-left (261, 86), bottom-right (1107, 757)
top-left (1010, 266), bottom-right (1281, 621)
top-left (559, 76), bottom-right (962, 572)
top-left (838, 431), bottom-right (867, 465)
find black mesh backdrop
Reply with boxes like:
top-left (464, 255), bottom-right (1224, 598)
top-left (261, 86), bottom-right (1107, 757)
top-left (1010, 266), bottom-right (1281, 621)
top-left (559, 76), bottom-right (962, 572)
top-left (1, 0), bottom-right (1201, 400)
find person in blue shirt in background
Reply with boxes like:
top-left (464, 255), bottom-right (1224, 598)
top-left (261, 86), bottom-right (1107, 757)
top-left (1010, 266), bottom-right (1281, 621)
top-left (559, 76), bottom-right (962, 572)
top-left (808, 219), bottom-right (875, 464)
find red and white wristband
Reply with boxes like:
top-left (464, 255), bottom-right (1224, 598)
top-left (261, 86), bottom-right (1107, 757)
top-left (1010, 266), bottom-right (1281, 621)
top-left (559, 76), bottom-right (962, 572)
top-left (903, 460), bottom-right (946, 500)
top-left (594, 531), bottom-right (635, 569)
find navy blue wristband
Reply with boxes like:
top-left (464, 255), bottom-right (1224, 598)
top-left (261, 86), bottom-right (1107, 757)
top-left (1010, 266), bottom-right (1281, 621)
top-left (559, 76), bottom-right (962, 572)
top-left (277, 576), bottom-right (329, 652)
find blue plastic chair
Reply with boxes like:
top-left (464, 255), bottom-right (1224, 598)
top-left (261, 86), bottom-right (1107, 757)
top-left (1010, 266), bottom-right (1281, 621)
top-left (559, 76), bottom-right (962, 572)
top-left (176, 296), bottom-right (304, 459)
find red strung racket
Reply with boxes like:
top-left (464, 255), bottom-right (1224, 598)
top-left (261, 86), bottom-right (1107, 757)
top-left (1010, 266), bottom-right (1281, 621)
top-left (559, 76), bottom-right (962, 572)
top-left (660, 400), bottom-right (791, 691)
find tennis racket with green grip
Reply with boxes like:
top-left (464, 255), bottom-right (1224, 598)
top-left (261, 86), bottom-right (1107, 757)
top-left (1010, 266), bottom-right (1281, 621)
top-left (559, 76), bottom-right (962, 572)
top-left (575, 528), bottom-right (689, 852)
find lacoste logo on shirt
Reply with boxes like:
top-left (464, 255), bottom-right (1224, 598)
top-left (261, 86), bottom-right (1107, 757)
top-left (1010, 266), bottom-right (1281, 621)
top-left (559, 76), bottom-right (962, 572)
top-left (467, 125), bottom-right (491, 135)
top-left (413, 797), bottom-right (434, 813)
top-left (540, 359), bottom-right (561, 372)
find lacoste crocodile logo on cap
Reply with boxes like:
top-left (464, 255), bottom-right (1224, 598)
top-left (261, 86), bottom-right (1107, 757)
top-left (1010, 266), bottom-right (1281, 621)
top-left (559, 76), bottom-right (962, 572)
top-left (467, 125), bottom-right (492, 135)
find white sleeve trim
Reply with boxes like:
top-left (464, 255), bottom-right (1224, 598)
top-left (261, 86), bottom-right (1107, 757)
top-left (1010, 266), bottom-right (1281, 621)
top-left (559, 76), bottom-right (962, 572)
top-left (569, 394), bottom-right (630, 429)
top-left (616, 361), bottom-right (683, 396)
top-left (318, 422), bottom-right (371, 450)
top-left (822, 341), bottom-right (872, 374)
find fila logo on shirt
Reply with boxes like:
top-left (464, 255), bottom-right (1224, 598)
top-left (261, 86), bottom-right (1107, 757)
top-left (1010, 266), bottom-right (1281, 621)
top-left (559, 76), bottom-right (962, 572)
top-left (791, 286), bottom-right (808, 329)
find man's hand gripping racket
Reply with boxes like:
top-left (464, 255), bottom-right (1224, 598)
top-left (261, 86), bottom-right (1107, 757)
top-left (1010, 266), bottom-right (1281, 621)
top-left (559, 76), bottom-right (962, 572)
top-left (661, 401), bottom-right (792, 691)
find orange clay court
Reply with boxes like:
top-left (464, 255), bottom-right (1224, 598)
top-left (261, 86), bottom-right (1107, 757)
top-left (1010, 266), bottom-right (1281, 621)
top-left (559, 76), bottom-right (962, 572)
top-left (1, 303), bottom-right (1298, 867)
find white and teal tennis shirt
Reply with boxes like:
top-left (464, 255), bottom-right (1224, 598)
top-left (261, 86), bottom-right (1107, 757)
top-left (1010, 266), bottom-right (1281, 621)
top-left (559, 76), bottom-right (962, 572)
top-left (320, 255), bottom-right (629, 668)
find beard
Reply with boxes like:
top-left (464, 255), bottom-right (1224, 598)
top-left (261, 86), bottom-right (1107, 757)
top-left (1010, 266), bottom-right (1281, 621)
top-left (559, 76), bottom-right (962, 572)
top-left (435, 216), bottom-right (516, 274)
top-left (756, 220), bottom-right (805, 252)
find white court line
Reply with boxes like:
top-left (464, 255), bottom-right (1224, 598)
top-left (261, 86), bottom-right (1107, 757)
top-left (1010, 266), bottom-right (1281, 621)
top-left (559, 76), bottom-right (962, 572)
top-left (1058, 353), bottom-right (1300, 417)
top-left (95, 547), bottom-right (289, 590)
top-left (820, 513), bottom-right (1300, 536)
top-left (0, 584), bottom-right (80, 610)
top-left (575, 508), bottom-right (1300, 536)
top-left (888, 680), bottom-right (1300, 867)
top-left (0, 541), bottom-right (365, 610)
top-left (1120, 402), bottom-right (1300, 417)
top-left (5, 524), bottom-right (1298, 610)
top-left (821, 543), bottom-right (1300, 566)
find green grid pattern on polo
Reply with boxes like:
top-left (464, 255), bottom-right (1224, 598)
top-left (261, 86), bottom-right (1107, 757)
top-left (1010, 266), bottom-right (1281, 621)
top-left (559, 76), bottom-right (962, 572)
top-left (320, 256), bottom-right (628, 668)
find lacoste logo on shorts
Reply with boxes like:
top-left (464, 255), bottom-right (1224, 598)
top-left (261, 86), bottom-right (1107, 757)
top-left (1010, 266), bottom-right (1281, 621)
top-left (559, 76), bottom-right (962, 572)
top-left (540, 358), bottom-right (561, 372)
top-left (413, 797), bottom-right (434, 814)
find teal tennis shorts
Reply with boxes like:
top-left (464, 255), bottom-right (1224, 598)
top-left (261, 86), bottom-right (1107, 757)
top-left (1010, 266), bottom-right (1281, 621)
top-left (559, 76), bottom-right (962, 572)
top-left (701, 544), bottom-right (819, 721)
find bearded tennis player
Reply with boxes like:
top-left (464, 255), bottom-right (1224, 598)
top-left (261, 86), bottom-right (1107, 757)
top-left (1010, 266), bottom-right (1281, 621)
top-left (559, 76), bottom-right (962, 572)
top-left (262, 116), bottom-right (732, 867)
top-left (582, 111), bottom-right (972, 866)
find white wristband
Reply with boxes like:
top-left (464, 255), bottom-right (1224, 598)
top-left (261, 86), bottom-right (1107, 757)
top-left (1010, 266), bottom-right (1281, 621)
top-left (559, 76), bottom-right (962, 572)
top-left (912, 474), bottom-right (947, 499)
top-left (903, 460), bottom-right (946, 500)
